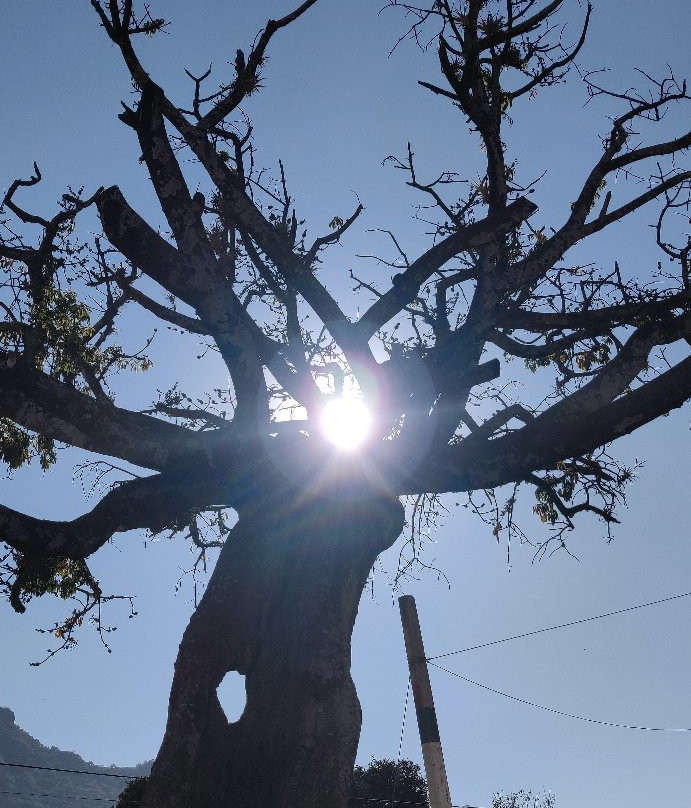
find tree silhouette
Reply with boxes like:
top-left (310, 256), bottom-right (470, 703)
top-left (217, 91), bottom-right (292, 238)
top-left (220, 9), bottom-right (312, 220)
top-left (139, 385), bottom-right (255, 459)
top-left (350, 758), bottom-right (429, 806)
top-left (1, 1), bottom-right (690, 807)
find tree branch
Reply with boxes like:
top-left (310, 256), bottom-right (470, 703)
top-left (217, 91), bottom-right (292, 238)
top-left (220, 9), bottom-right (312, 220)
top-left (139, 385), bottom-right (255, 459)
top-left (122, 284), bottom-right (210, 335)
top-left (197, 0), bottom-right (320, 132)
top-left (501, 293), bottom-right (688, 333)
top-left (393, 354), bottom-right (691, 495)
top-left (0, 469), bottom-right (232, 563)
top-left (0, 357), bottom-right (201, 471)
top-left (357, 196), bottom-right (537, 337)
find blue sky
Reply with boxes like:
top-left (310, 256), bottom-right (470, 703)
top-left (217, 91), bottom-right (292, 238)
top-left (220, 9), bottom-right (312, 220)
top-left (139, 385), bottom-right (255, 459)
top-left (1, 2), bottom-right (690, 807)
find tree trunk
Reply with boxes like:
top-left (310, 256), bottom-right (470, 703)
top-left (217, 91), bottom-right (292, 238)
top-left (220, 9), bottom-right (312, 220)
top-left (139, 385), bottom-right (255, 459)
top-left (140, 487), bottom-right (405, 808)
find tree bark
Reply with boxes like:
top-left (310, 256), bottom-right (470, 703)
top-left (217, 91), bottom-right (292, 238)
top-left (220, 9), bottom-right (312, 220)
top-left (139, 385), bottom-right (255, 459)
top-left (140, 487), bottom-right (405, 808)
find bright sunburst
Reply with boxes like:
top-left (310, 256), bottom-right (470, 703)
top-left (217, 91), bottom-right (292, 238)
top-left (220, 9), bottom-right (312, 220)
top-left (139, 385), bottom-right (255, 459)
top-left (320, 396), bottom-right (372, 451)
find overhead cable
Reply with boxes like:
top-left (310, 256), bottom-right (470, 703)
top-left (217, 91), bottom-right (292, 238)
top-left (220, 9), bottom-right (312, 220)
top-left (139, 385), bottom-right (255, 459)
top-left (0, 787), bottom-right (479, 807)
top-left (0, 789), bottom-right (118, 802)
top-left (427, 590), bottom-right (691, 661)
top-left (430, 661), bottom-right (691, 732)
top-left (0, 761), bottom-right (134, 778)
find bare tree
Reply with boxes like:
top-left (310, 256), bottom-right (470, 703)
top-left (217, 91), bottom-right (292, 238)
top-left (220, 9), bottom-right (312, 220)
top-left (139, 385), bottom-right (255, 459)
top-left (1, 1), bottom-right (689, 806)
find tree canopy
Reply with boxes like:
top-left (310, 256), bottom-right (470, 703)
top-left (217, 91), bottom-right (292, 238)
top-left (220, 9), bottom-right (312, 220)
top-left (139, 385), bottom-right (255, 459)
top-left (1, 1), bottom-right (689, 807)
top-left (350, 758), bottom-right (429, 806)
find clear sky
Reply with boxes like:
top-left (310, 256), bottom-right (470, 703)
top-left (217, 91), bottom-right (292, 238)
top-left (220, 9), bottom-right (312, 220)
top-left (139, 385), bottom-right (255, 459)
top-left (1, 2), bottom-right (690, 807)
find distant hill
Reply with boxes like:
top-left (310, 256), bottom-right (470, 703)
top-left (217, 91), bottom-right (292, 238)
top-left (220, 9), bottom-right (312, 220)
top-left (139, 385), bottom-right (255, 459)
top-left (0, 706), bottom-right (151, 808)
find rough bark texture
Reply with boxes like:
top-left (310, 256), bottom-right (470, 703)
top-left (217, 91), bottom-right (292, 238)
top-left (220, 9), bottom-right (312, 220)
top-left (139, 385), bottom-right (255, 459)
top-left (142, 488), bottom-right (404, 808)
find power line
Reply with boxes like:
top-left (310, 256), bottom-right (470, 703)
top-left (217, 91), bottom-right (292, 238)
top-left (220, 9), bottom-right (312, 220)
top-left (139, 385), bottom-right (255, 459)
top-left (427, 590), bottom-right (691, 661)
top-left (350, 799), bottom-right (483, 807)
top-left (0, 791), bottom-right (479, 808)
top-left (388, 676), bottom-right (412, 808)
top-left (349, 799), bottom-right (428, 805)
top-left (0, 761), bottom-right (135, 778)
top-left (1, 761), bottom-right (484, 807)
top-left (0, 789), bottom-right (117, 802)
top-left (5, 592), bottom-right (689, 801)
top-left (397, 677), bottom-right (411, 762)
top-left (0, 791), bottom-right (141, 806)
top-left (430, 661), bottom-right (691, 732)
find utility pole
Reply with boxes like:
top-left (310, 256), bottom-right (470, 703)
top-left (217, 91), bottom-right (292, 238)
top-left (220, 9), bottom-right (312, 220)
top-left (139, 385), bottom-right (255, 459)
top-left (398, 595), bottom-right (453, 808)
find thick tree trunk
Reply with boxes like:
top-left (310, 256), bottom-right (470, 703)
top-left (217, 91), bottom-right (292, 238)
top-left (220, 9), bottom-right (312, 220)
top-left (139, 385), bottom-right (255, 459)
top-left (140, 487), bottom-right (404, 808)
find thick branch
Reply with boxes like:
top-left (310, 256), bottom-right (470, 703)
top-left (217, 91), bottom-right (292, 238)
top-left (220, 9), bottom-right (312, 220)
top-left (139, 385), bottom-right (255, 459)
top-left (123, 284), bottom-right (210, 335)
top-left (91, 0), bottom-right (362, 363)
top-left (543, 315), bottom-right (690, 420)
top-left (98, 187), bottom-right (208, 309)
top-left (357, 196), bottom-right (537, 337)
top-left (0, 470), bottom-right (231, 561)
top-left (393, 355), bottom-right (691, 495)
top-left (0, 357), bottom-right (201, 470)
top-left (580, 172), bottom-right (691, 237)
top-left (502, 293), bottom-right (688, 333)
top-left (97, 186), bottom-right (272, 426)
top-left (130, 86), bottom-right (218, 264)
top-left (489, 329), bottom-right (589, 360)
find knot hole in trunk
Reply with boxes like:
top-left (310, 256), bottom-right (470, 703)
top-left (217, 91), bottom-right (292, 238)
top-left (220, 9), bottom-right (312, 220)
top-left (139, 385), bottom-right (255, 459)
top-left (217, 669), bottom-right (246, 723)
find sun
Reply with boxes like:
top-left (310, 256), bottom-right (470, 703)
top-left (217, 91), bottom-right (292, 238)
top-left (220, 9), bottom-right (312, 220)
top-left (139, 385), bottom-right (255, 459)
top-left (320, 396), bottom-right (372, 451)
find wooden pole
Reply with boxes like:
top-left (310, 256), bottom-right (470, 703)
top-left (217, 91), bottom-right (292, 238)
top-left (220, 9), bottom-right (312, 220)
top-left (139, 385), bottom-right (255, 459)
top-left (398, 595), bottom-right (453, 808)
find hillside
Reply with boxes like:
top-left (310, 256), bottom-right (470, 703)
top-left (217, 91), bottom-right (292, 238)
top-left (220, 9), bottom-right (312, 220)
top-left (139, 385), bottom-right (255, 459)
top-left (0, 707), bottom-right (151, 808)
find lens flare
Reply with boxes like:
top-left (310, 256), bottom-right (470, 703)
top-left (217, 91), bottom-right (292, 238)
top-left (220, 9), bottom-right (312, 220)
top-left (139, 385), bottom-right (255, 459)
top-left (320, 396), bottom-right (372, 451)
